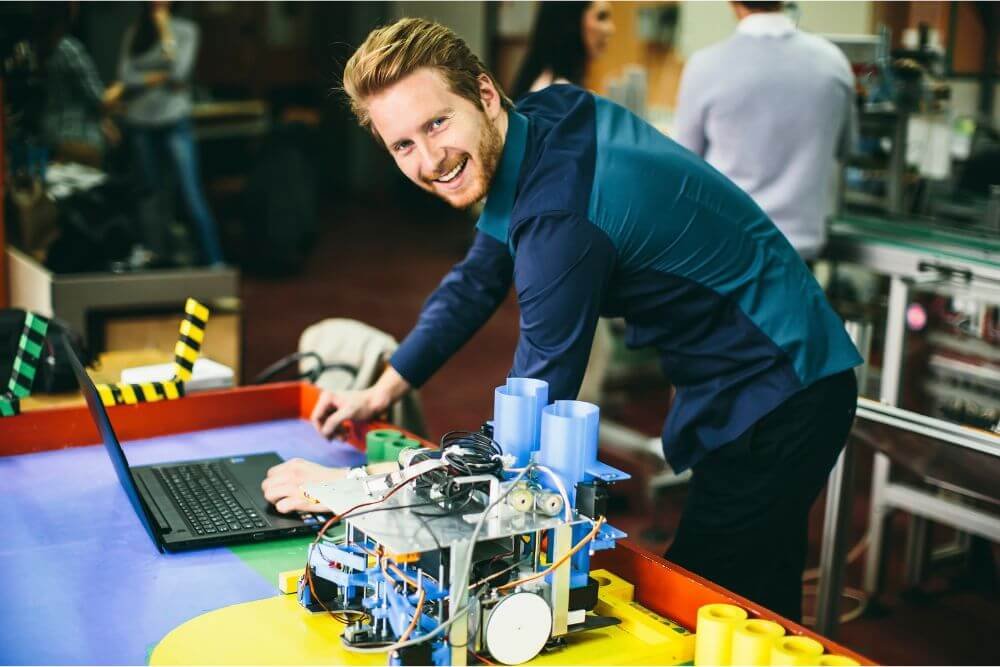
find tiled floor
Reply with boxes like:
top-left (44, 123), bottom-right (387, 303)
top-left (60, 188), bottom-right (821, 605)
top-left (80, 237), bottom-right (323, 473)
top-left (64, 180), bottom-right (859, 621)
top-left (240, 200), bottom-right (999, 665)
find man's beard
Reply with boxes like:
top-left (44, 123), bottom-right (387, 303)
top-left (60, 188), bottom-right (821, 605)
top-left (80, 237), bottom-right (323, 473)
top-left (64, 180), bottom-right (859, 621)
top-left (430, 113), bottom-right (503, 211)
top-left (473, 114), bottom-right (503, 207)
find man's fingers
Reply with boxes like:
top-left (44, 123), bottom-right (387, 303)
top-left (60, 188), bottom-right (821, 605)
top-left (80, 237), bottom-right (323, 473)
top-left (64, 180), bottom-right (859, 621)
top-left (275, 495), bottom-right (323, 514)
top-left (320, 407), bottom-right (351, 439)
top-left (264, 461), bottom-right (288, 479)
top-left (275, 496), bottom-right (304, 513)
top-left (261, 475), bottom-right (282, 496)
top-left (310, 393), bottom-right (336, 429)
top-left (262, 480), bottom-right (298, 504)
top-left (264, 457), bottom-right (304, 480)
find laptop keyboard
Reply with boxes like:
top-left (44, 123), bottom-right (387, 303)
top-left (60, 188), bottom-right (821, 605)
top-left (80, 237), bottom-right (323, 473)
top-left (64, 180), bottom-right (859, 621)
top-left (156, 463), bottom-right (269, 536)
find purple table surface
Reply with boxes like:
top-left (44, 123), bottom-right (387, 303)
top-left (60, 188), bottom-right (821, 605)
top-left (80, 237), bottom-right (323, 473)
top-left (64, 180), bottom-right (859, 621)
top-left (0, 418), bottom-right (365, 665)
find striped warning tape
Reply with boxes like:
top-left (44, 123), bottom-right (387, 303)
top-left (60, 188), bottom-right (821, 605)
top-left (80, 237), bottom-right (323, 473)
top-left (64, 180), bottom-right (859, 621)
top-left (174, 298), bottom-right (210, 383)
top-left (1, 393), bottom-right (19, 417)
top-left (95, 379), bottom-right (185, 407)
top-left (8, 312), bottom-right (50, 399)
top-left (94, 298), bottom-right (209, 407)
top-left (2, 312), bottom-right (50, 418)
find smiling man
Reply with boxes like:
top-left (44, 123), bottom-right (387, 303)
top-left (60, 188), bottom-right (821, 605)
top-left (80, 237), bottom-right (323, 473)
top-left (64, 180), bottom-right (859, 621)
top-left (263, 17), bottom-right (862, 622)
top-left (363, 66), bottom-right (506, 209)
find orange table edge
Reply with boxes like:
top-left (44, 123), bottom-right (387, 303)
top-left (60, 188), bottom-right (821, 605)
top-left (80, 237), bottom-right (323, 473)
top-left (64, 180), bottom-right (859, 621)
top-left (0, 381), bottom-right (873, 664)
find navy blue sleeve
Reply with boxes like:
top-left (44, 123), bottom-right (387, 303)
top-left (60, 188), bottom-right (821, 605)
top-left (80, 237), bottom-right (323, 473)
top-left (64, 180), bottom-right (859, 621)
top-left (510, 213), bottom-right (616, 401)
top-left (390, 231), bottom-right (514, 387)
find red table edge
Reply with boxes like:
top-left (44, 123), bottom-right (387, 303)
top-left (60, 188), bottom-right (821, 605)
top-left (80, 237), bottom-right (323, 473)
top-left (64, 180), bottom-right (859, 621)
top-left (0, 381), bottom-right (872, 664)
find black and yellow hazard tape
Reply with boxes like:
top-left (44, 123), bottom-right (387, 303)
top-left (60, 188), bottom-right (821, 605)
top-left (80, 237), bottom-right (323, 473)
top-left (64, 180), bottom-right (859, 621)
top-left (8, 312), bottom-right (50, 400)
top-left (95, 379), bottom-right (185, 408)
top-left (173, 298), bottom-right (210, 383)
top-left (93, 298), bottom-right (209, 407)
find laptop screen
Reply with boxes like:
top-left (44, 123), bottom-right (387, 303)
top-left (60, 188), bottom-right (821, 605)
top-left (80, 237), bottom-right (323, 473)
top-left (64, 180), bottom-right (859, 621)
top-left (63, 338), bottom-right (161, 549)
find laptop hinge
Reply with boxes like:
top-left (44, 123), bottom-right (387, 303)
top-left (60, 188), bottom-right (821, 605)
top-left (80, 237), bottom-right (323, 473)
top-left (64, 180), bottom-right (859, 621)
top-left (134, 472), bottom-right (173, 540)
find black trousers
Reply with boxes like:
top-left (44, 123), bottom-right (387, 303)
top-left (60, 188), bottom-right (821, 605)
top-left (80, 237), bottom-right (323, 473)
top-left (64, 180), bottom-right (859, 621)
top-left (665, 370), bottom-right (858, 622)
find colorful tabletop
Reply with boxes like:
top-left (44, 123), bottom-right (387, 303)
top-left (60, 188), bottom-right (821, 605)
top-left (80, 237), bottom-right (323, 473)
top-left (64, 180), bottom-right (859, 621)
top-left (0, 418), bottom-right (363, 664)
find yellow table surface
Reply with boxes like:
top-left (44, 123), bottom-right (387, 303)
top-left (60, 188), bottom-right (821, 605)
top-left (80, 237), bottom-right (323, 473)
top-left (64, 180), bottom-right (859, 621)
top-left (151, 570), bottom-right (695, 666)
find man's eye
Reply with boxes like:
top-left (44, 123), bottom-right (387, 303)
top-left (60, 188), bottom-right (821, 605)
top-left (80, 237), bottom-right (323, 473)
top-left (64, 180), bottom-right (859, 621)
top-left (431, 117), bottom-right (447, 130)
top-left (395, 141), bottom-right (412, 152)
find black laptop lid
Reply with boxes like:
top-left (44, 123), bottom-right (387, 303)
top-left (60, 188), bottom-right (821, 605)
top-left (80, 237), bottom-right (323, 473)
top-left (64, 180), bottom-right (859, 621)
top-left (63, 338), bottom-right (161, 549)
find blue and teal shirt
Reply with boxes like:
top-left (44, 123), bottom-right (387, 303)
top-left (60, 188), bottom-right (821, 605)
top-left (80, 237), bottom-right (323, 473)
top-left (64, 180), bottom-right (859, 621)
top-left (391, 85), bottom-right (861, 472)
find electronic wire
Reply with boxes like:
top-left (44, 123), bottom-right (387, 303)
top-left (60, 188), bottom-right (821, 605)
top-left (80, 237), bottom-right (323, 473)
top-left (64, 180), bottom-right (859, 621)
top-left (304, 476), bottom-right (420, 625)
top-left (407, 431), bottom-right (504, 515)
top-left (497, 516), bottom-right (605, 592)
top-left (468, 555), bottom-right (532, 590)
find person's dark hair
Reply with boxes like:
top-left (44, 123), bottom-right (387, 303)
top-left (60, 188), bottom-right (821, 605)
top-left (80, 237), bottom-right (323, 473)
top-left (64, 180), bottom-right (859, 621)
top-left (738, 1), bottom-right (784, 11)
top-left (130, 3), bottom-right (159, 56)
top-left (31, 2), bottom-right (74, 65)
top-left (510, 2), bottom-right (590, 101)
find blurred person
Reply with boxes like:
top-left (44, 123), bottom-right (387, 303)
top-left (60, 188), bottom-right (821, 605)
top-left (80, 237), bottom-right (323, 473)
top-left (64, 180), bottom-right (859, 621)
top-left (118, 1), bottom-right (224, 266)
top-left (35, 2), bottom-right (123, 167)
top-left (674, 1), bottom-right (855, 261)
top-left (510, 1), bottom-right (615, 99)
top-left (262, 18), bottom-right (861, 622)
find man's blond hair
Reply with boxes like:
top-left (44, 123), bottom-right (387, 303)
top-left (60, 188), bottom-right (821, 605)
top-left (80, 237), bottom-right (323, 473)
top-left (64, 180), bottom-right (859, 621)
top-left (343, 18), bottom-right (513, 141)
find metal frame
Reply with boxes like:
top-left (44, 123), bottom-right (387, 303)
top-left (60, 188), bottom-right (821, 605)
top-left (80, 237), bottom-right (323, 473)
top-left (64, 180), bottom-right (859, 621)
top-left (449, 539), bottom-right (471, 667)
top-left (817, 222), bottom-right (1000, 637)
top-left (814, 321), bottom-right (872, 636)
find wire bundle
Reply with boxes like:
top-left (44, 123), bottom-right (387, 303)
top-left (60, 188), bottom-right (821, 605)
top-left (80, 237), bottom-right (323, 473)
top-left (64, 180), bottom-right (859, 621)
top-left (439, 430), bottom-right (505, 477)
top-left (406, 430), bottom-right (505, 513)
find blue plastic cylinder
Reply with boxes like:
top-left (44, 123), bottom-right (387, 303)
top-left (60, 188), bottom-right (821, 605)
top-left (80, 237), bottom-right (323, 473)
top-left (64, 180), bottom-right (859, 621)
top-left (493, 378), bottom-right (549, 467)
top-left (537, 400), bottom-right (599, 506)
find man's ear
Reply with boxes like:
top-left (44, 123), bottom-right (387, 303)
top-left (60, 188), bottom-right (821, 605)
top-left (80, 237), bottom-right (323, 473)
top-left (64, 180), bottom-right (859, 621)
top-left (478, 73), bottom-right (502, 120)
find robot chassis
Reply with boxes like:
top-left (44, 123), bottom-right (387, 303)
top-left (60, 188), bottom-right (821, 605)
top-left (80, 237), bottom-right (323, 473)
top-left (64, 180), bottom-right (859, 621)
top-left (299, 378), bottom-right (631, 665)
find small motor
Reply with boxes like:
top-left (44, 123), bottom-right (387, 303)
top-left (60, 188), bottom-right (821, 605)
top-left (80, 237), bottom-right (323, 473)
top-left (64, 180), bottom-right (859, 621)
top-left (506, 485), bottom-right (534, 512)
top-left (534, 491), bottom-right (564, 517)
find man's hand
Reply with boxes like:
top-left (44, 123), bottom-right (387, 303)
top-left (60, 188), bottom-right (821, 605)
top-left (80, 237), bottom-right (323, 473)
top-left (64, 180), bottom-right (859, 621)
top-left (261, 458), bottom-right (347, 513)
top-left (309, 365), bottom-right (412, 438)
top-left (310, 387), bottom-right (388, 438)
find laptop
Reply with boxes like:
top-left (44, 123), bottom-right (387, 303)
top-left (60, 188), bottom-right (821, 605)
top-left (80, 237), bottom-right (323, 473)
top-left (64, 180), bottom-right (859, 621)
top-left (66, 338), bottom-right (326, 552)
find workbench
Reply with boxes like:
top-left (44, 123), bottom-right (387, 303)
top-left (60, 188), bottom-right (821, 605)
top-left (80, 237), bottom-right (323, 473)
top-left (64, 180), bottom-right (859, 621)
top-left (0, 383), bottom-right (870, 665)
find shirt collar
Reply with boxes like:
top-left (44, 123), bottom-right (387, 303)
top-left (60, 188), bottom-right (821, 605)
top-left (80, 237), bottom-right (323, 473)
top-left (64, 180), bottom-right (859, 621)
top-left (737, 12), bottom-right (796, 37)
top-left (476, 110), bottom-right (528, 244)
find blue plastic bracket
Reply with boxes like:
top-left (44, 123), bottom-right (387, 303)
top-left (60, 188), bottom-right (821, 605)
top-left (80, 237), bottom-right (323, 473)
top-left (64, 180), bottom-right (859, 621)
top-left (591, 523), bottom-right (628, 552)
top-left (319, 544), bottom-right (368, 571)
top-left (585, 460), bottom-right (631, 483)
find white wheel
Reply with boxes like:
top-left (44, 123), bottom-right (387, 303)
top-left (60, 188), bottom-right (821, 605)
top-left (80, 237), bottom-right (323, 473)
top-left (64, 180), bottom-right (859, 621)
top-left (484, 592), bottom-right (552, 665)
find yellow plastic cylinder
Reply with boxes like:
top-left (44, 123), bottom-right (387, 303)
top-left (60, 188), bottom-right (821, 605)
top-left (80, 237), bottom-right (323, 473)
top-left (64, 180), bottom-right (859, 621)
top-left (771, 636), bottom-right (825, 666)
top-left (731, 619), bottom-right (785, 666)
top-left (695, 603), bottom-right (748, 666)
top-left (817, 655), bottom-right (860, 666)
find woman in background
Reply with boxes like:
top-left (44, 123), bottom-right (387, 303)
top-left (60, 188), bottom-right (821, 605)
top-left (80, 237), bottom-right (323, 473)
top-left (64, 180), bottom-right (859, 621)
top-left (118, 1), bottom-right (224, 267)
top-left (510, 1), bottom-right (615, 100)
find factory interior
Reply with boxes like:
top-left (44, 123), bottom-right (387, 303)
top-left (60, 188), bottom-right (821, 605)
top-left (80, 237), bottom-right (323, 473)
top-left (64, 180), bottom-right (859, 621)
top-left (1, 2), bottom-right (999, 666)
